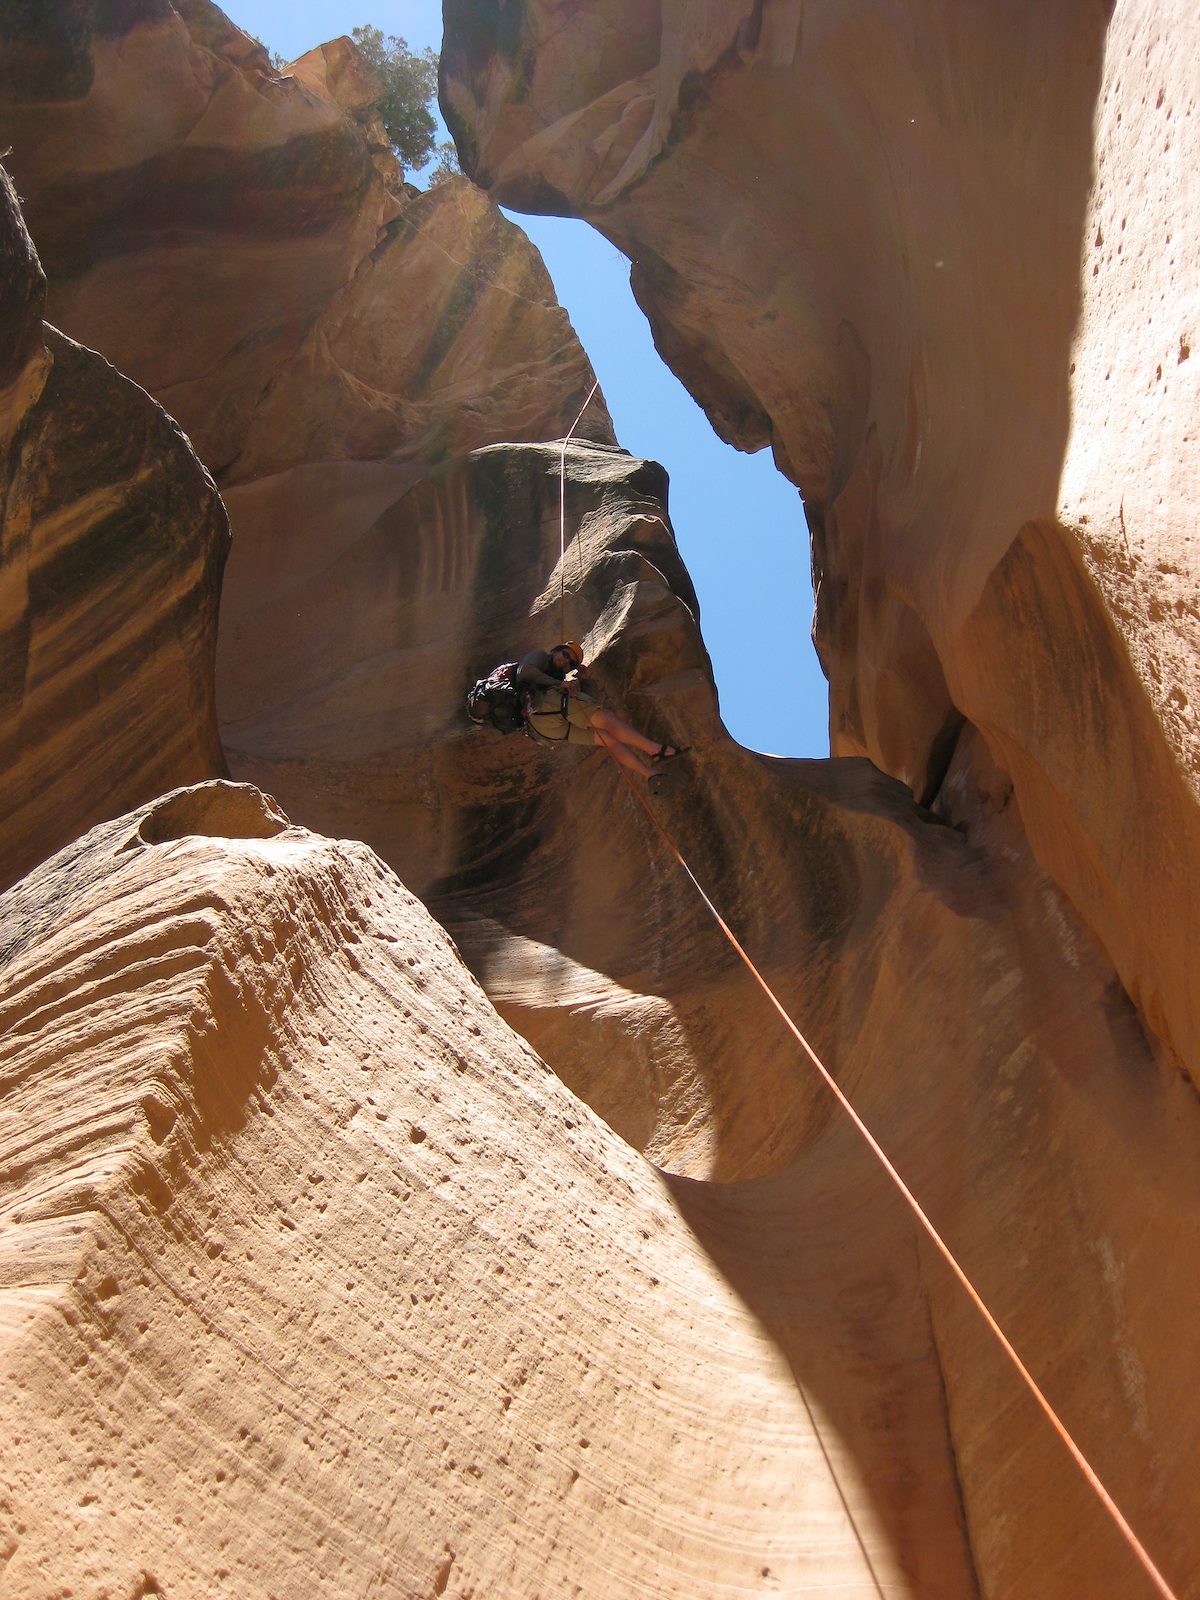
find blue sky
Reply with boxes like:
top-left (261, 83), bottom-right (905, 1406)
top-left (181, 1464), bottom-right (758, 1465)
top-left (229, 1), bottom-right (829, 757)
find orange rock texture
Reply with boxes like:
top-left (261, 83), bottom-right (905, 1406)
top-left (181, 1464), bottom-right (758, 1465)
top-left (0, 1), bottom-right (611, 483)
top-left (2, 783), bottom-right (982, 1597)
top-left (1, 2), bottom-right (1199, 1597)
top-left (442, 0), bottom-right (1200, 1084)
top-left (0, 0), bottom-right (614, 873)
top-left (0, 165), bottom-right (228, 890)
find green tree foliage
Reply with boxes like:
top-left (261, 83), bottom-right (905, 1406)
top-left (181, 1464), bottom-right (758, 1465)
top-left (428, 141), bottom-right (461, 185)
top-left (351, 24), bottom-right (439, 170)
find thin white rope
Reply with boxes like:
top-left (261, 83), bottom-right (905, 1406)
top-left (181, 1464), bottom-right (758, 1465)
top-left (558, 379), bottom-right (600, 641)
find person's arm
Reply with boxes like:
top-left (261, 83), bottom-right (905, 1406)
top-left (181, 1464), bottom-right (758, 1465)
top-left (516, 649), bottom-right (564, 691)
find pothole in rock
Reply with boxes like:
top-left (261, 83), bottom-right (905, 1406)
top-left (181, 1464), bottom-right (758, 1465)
top-left (131, 781), bottom-right (291, 845)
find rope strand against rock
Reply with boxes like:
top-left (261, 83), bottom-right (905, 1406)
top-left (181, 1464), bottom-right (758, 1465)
top-left (559, 379), bottom-right (600, 641)
top-left (607, 750), bottom-right (1181, 1600)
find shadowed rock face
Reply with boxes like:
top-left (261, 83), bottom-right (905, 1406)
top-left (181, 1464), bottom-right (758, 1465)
top-left (5, 784), bottom-right (1199, 1599)
top-left (2, 3), bottom-right (1200, 1597)
top-left (0, 167), bottom-right (228, 890)
top-left (0, 0), bottom-right (617, 890)
top-left (0, 0), bottom-right (391, 482)
top-left (3, 777), bottom-right (1199, 1597)
top-left (441, 0), bottom-right (1200, 1084)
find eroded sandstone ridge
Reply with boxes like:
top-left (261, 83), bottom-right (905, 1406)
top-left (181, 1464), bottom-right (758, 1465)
top-left (8, 784), bottom-right (968, 1596)
top-left (1, 2), bottom-right (1199, 1597)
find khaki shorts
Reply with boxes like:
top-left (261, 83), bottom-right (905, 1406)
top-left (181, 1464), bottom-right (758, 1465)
top-left (527, 687), bottom-right (599, 746)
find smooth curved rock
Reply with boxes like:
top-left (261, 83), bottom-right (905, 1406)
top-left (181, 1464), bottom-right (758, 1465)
top-left (0, 0), bottom-right (612, 879)
top-left (0, 787), bottom-right (979, 1598)
top-left (4, 771), bottom-right (1199, 1597)
top-left (0, 0), bottom-right (392, 480)
top-left (442, 0), bottom-right (1200, 1083)
top-left (218, 424), bottom-right (1200, 1596)
top-left (2, 5), bottom-right (1199, 1596)
top-left (0, 1), bottom-right (613, 486)
top-left (0, 165), bottom-right (228, 890)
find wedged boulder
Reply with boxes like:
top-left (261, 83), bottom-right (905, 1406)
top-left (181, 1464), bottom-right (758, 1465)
top-left (441, 0), bottom-right (1200, 1082)
top-left (0, 166), bottom-right (228, 890)
top-left (218, 440), bottom-right (699, 912)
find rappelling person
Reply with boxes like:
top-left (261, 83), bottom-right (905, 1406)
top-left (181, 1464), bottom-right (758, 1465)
top-left (467, 641), bottom-right (688, 785)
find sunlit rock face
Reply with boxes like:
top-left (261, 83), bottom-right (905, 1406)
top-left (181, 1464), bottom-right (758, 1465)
top-left (0, 166), bottom-right (228, 890)
top-left (0, 0), bottom-right (395, 482)
top-left (0, 784), bottom-right (982, 1598)
top-left (3, 774), bottom-right (1199, 1598)
top-left (0, 0), bottom-right (613, 483)
top-left (441, 0), bottom-right (1200, 1084)
top-left (2, 3), bottom-right (1200, 1597)
top-left (220, 433), bottom-right (1200, 1597)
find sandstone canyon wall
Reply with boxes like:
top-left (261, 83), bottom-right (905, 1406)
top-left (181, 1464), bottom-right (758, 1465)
top-left (6, 781), bottom-right (981, 1598)
top-left (441, 0), bottom-right (1200, 1082)
top-left (1, 2), bottom-right (1198, 1597)
top-left (0, 165), bottom-right (228, 889)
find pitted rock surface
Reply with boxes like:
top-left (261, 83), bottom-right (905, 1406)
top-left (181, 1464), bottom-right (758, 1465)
top-left (1, 3), bottom-right (1199, 1596)
top-left (1, 790), bottom-right (979, 1598)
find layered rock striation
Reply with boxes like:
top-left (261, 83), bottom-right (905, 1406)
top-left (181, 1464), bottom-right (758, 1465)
top-left (1, 2), bottom-right (1199, 1597)
top-left (7, 780), bottom-right (1197, 1598)
top-left (0, 165), bottom-right (228, 890)
top-left (442, 0), bottom-right (1200, 1084)
top-left (1, 784), bottom-right (979, 1598)
top-left (0, 0), bottom-right (616, 885)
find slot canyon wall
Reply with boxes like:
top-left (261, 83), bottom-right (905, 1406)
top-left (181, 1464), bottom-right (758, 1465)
top-left (441, 0), bottom-right (1200, 1080)
top-left (1, 2), bottom-right (1198, 1597)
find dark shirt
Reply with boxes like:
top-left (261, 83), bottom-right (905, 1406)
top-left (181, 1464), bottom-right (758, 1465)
top-left (516, 649), bottom-right (566, 691)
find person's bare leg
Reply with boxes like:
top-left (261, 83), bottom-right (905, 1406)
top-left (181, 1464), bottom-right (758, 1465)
top-left (589, 707), bottom-right (670, 758)
top-left (591, 726), bottom-right (655, 781)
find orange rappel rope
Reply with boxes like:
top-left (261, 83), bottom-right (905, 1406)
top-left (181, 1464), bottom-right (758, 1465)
top-left (608, 754), bottom-right (1179, 1600)
top-left (553, 387), bottom-right (1173, 1591)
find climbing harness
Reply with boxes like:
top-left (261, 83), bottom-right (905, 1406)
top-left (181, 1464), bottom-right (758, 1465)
top-left (606, 750), bottom-right (1180, 1600)
top-left (465, 661), bottom-right (529, 734)
top-left (525, 687), bottom-right (572, 742)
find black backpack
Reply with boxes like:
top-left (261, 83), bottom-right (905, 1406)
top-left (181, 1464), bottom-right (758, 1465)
top-left (466, 661), bottom-right (529, 734)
